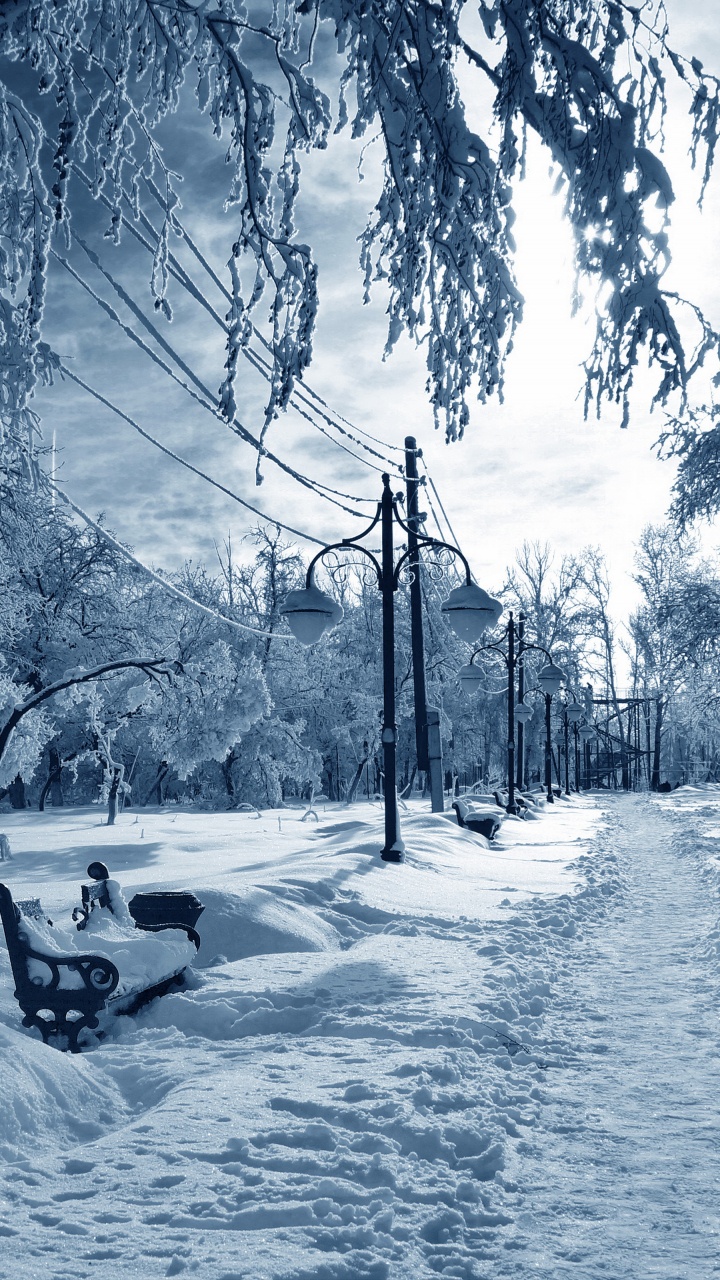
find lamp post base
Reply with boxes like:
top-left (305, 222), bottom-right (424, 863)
top-left (381, 847), bottom-right (405, 863)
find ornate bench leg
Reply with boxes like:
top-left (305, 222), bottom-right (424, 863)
top-left (21, 1006), bottom-right (103, 1053)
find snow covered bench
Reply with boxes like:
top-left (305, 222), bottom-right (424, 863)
top-left (0, 867), bottom-right (202, 1053)
top-left (453, 799), bottom-right (504, 840)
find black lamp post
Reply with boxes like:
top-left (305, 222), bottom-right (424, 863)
top-left (559, 705), bottom-right (570, 795)
top-left (281, 474), bottom-right (496, 863)
top-left (459, 615), bottom-right (564, 814)
top-left (536, 664), bottom-right (566, 803)
top-left (516, 612), bottom-right (526, 789)
top-left (561, 697), bottom-right (585, 792)
top-left (578, 723), bottom-right (596, 789)
top-left (514, 671), bottom-right (565, 805)
top-left (556, 726), bottom-right (566, 793)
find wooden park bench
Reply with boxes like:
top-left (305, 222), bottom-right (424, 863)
top-left (453, 798), bottom-right (505, 840)
top-left (0, 863), bottom-right (203, 1053)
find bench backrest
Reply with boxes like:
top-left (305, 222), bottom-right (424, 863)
top-left (0, 882), bottom-right (120, 997)
top-left (0, 883), bottom-right (34, 992)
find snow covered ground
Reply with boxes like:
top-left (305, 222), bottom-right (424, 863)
top-left (0, 789), bottom-right (717, 1279)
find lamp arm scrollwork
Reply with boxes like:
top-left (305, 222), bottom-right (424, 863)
top-left (391, 501), bottom-right (472, 588)
top-left (518, 640), bottom-right (554, 663)
top-left (469, 641), bottom-right (510, 668)
top-left (392, 539), bottom-right (472, 590)
top-left (305, 538), bottom-right (382, 591)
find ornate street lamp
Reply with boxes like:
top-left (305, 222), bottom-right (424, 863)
top-left (561, 698), bottom-right (584, 792)
top-left (578, 723), bottom-right (596, 789)
top-left (535, 663), bottom-right (565, 803)
top-left (458, 663), bottom-right (489, 697)
top-left (558, 701), bottom-right (579, 788)
top-left (514, 702), bottom-right (534, 727)
top-left (440, 583), bottom-right (503, 640)
top-left (513, 664), bottom-right (565, 804)
top-left (281, 473), bottom-right (483, 863)
top-left (537, 663), bottom-right (565, 697)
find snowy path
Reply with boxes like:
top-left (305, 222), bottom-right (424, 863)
top-left (497, 793), bottom-right (720, 1277)
top-left (1, 793), bottom-right (719, 1278)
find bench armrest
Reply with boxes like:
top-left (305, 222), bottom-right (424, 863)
top-left (135, 921), bottom-right (201, 952)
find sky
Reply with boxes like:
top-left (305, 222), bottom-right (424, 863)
top-left (25, 0), bottom-right (720, 638)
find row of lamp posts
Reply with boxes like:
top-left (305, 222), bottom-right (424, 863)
top-left (457, 611), bottom-right (566, 812)
top-left (558, 697), bottom-right (597, 793)
top-left (279, 465), bottom-right (597, 861)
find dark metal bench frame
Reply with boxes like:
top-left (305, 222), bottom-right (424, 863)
top-left (452, 799), bottom-right (504, 840)
top-left (0, 880), bottom-right (200, 1052)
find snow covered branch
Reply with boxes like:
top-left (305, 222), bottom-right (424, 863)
top-left (1, 0), bottom-right (719, 455)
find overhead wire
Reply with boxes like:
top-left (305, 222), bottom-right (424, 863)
top-left (66, 152), bottom-right (402, 478)
top-left (50, 55), bottom-right (403, 477)
top-left (140, 172), bottom-right (405, 467)
top-left (52, 242), bottom-right (371, 518)
top-left (55, 362), bottom-right (326, 547)
top-left (65, 230), bottom-right (375, 509)
top-left (53, 486), bottom-right (300, 640)
top-left (417, 455), bottom-right (466, 585)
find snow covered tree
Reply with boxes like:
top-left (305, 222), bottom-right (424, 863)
top-left (1, 0), bottom-right (719, 467)
top-left (0, 666), bottom-right (52, 791)
top-left (629, 524), bottom-right (720, 787)
top-left (145, 639), bottom-right (270, 782)
top-left (0, 486), bottom-right (177, 798)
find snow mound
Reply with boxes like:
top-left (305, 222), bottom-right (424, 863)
top-left (0, 1023), bottom-right (126, 1152)
top-left (192, 886), bottom-right (341, 966)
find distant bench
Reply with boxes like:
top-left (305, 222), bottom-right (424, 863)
top-left (0, 863), bottom-right (203, 1053)
top-left (452, 799), bottom-right (505, 840)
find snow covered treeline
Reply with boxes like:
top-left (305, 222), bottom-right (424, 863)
top-left (3, 479), bottom-right (720, 815)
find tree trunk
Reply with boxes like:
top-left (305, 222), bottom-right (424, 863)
top-left (8, 775), bottom-right (26, 809)
top-left (399, 765), bottom-right (417, 799)
top-left (50, 744), bottom-right (65, 808)
top-left (347, 752), bottom-right (370, 804)
top-left (222, 748), bottom-right (237, 798)
top-left (651, 697), bottom-right (663, 791)
top-left (39, 775), bottom-right (52, 813)
top-left (39, 744), bottom-right (64, 812)
top-left (142, 761), bottom-right (169, 807)
top-left (0, 709), bottom-right (23, 777)
top-left (323, 755), bottom-right (336, 802)
top-left (107, 766), bottom-right (122, 826)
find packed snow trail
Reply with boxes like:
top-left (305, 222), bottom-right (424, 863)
top-left (0, 793), bottom-right (719, 1278)
top-left (496, 792), bottom-right (720, 1277)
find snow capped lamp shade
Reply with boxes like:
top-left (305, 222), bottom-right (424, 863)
top-left (440, 584), bottom-right (502, 642)
top-left (458, 663), bottom-right (484, 696)
top-left (279, 585), bottom-right (344, 645)
top-left (536, 662), bottom-right (566, 697)
top-left (566, 700), bottom-right (585, 724)
top-left (578, 723), bottom-right (596, 742)
top-left (514, 701), bottom-right (534, 725)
